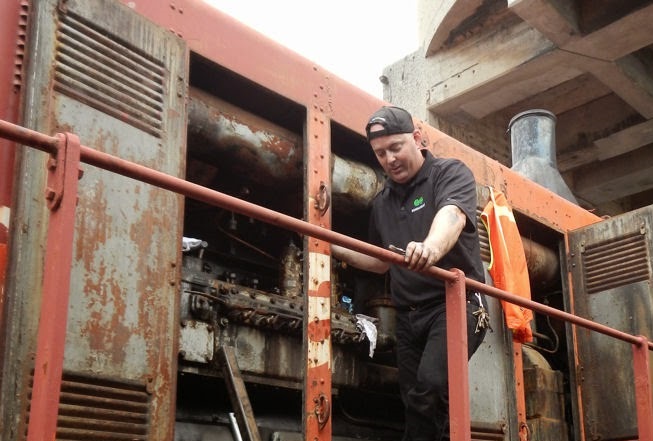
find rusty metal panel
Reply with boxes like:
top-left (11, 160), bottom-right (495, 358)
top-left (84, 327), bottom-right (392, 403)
top-left (1, 0), bottom-right (187, 440)
top-left (567, 204), bottom-right (653, 441)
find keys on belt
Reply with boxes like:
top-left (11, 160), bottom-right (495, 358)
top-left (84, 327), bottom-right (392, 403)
top-left (471, 292), bottom-right (492, 334)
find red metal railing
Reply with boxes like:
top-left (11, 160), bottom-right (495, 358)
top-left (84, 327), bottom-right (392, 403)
top-left (1, 119), bottom-right (652, 441)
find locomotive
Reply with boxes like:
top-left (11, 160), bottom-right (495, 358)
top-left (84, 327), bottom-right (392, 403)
top-left (1, 1), bottom-right (651, 441)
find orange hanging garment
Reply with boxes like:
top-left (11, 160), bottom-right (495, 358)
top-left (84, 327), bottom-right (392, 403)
top-left (480, 188), bottom-right (533, 343)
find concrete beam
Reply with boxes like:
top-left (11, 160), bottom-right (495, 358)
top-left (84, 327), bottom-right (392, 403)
top-left (507, 0), bottom-right (580, 47)
top-left (426, 21), bottom-right (558, 112)
top-left (591, 55), bottom-right (653, 118)
top-left (423, 0), bottom-right (483, 55)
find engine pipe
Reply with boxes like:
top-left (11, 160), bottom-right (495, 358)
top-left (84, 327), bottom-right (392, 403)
top-left (188, 89), bottom-right (384, 209)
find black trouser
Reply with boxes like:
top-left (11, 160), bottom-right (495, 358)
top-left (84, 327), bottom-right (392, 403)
top-left (396, 299), bottom-right (486, 441)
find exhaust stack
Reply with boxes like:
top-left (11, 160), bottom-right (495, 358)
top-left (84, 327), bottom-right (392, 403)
top-left (508, 110), bottom-right (577, 204)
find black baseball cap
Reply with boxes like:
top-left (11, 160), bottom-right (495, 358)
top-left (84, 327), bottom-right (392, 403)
top-left (365, 106), bottom-right (415, 141)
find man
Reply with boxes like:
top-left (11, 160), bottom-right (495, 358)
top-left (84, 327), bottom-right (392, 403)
top-left (332, 106), bottom-right (488, 441)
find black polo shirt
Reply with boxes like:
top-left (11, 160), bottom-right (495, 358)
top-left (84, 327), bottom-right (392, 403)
top-left (369, 150), bottom-right (484, 308)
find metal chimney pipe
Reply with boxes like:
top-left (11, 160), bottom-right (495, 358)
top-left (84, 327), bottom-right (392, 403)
top-left (508, 110), bottom-right (577, 204)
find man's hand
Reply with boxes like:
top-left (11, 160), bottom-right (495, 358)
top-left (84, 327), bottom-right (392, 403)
top-left (405, 241), bottom-right (439, 271)
top-left (404, 204), bottom-right (467, 272)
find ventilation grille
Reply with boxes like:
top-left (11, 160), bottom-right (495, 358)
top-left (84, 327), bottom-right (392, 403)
top-left (12, 1), bottom-right (29, 92)
top-left (582, 231), bottom-right (651, 294)
top-left (477, 209), bottom-right (491, 264)
top-left (26, 370), bottom-right (151, 440)
top-left (54, 11), bottom-right (165, 137)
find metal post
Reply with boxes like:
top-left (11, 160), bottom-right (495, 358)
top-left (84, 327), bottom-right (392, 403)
top-left (26, 133), bottom-right (81, 441)
top-left (513, 342), bottom-right (529, 440)
top-left (446, 269), bottom-right (471, 441)
top-left (633, 335), bottom-right (653, 441)
top-left (303, 103), bottom-right (333, 441)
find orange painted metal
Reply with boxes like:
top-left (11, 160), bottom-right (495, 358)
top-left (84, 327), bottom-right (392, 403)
top-left (304, 96), bottom-right (333, 440)
top-left (633, 336), bottom-right (653, 441)
top-left (26, 133), bottom-right (81, 441)
top-left (0, 0), bottom-right (28, 378)
top-left (0, 0), bottom-right (26, 209)
top-left (446, 269), bottom-right (471, 441)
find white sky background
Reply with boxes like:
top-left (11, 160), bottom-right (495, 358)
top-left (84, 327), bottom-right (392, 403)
top-left (202, 1), bottom-right (419, 98)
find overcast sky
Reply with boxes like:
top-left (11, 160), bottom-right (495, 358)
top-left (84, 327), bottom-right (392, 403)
top-left (202, 1), bottom-right (419, 98)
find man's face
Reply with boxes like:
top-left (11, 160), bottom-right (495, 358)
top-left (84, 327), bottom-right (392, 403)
top-left (369, 126), bottom-right (424, 184)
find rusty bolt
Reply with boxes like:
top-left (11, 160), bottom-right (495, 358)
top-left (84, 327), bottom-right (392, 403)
top-left (45, 188), bottom-right (56, 201)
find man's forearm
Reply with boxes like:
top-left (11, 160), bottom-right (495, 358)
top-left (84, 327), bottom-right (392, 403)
top-left (331, 244), bottom-right (389, 274)
top-left (423, 204), bottom-right (466, 261)
top-left (403, 204), bottom-right (466, 270)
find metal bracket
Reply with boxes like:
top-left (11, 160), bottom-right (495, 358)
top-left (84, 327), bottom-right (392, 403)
top-left (314, 393), bottom-right (331, 430)
top-left (314, 181), bottom-right (330, 217)
top-left (46, 133), bottom-right (82, 211)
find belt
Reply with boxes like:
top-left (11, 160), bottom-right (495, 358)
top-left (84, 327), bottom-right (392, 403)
top-left (395, 298), bottom-right (441, 312)
top-left (396, 291), bottom-right (483, 312)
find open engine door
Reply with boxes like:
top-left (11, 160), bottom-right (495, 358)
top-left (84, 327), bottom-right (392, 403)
top-left (566, 204), bottom-right (653, 441)
top-left (1, 0), bottom-right (187, 440)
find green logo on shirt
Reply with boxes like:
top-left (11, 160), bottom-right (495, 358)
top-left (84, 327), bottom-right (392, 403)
top-left (413, 196), bottom-right (424, 207)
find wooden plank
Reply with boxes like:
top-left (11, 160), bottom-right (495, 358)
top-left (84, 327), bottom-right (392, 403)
top-left (556, 94), bottom-right (640, 169)
top-left (573, 146), bottom-right (653, 203)
top-left (591, 56), bottom-right (653, 118)
top-left (563, 3), bottom-right (653, 61)
top-left (219, 346), bottom-right (262, 441)
top-left (558, 145), bottom-right (599, 173)
top-left (595, 119), bottom-right (653, 160)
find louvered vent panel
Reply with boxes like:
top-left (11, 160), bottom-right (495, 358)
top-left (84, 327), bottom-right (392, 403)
top-left (26, 370), bottom-right (151, 441)
top-left (56, 371), bottom-right (151, 441)
top-left (582, 232), bottom-right (651, 294)
top-left (477, 209), bottom-right (491, 264)
top-left (54, 11), bottom-right (165, 137)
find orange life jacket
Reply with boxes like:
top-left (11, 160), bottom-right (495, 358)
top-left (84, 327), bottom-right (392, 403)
top-left (481, 188), bottom-right (533, 343)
